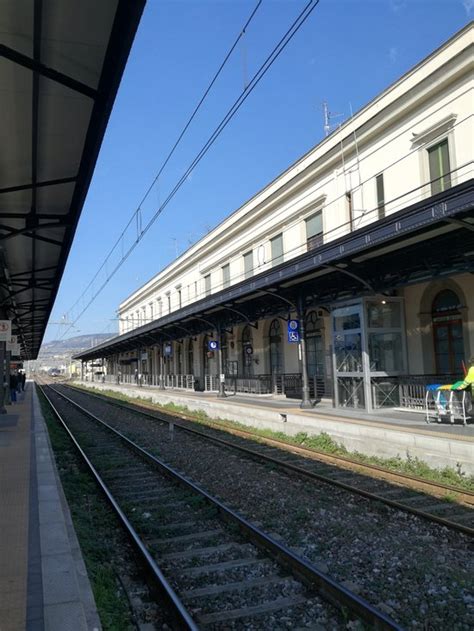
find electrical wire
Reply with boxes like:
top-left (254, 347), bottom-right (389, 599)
top-left (64, 0), bottom-right (263, 325)
top-left (59, 0), bottom-right (322, 339)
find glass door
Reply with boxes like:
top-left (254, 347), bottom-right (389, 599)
top-left (366, 298), bottom-right (406, 409)
top-left (332, 304), bottom-right (365, 409)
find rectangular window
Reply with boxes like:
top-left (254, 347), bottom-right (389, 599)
top-left (149, 303), bottom-right (154, 321)
top-left (376, 173), bottom-right (385, 219)
top-left (157, 299), bottom-right (162, 318)
top-left (177, 289), bottom-right (182, 309)
top-left (167, 294), bottom-right (171, 313)
top-left (243, 251), bottom-right (253, 279)
top-left (305, 211), bottom-right (323, 251)
top-left (222, 264), bottom-right (230, 289)
top-left (270, 233), bottom-right (284, 266)
top-left (204, 274), bottom-right (211, 296)
top-left (194, 281), bottom-right (198, 297)
top-left (428, 139), bottom-right (451, 195)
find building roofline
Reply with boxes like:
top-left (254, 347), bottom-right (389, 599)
top-left (120, 20), bottom-right (473, 311)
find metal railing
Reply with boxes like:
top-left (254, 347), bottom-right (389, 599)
top-left (100, 373), bottom-right (195, 390)
top-left (365, 374), bottom-right (461, 410)
top-left (397, 374), bottom-right (460, 410)
top-left (204, 372), bottom-right (333, 399)
top-left (163, 374), bottom-right (195, 390)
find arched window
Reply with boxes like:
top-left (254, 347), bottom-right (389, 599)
top-left (176, 343), bottom-right (183, 375)
top-left (306, 311), bottom-right (325, 396)
top-left (306, 310), bottom-right (322, 334)
top-left (269, 319), bottom-right (283, 375)
top-left (242, 326), bottom-right (253, 377)
top-left (221, 333), bottom-right (228, 374)
top-left (432, 290), bottom-right (461, 313)
top-left (203, 335), bottom-right (210, 375)
top-left (432, 290), bottom-right (465, 374)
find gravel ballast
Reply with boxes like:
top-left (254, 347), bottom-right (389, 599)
top-left (58, 387), bottom-right (474, 630)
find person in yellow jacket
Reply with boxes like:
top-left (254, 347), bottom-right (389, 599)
top-left (451, 358), bottom-right (474, 391)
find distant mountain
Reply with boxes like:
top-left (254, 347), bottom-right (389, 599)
top-left (39, 333), bottom-right (114, 357)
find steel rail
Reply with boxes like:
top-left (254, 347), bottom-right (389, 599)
top-left (65, 384), bottom-right (474, 538)
top-left (37, 383), bottom-right (199, 631)
top-left (45, 383), bottom-right (403, 631)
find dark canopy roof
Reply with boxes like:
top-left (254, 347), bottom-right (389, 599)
top-left (0, 0), bottom-right (145, 358)
top-left (75, 179), bottom-right (474, 362)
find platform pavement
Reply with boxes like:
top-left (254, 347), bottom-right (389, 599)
top-left (0, 382), bottom-right (101, 631)
top-left (77, 379), bottom-right (474, 475)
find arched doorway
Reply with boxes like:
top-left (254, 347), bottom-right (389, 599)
top-left (269, 319), bottom-right (283, 376)
top-left (432, 290), bottom-right (465, 374)
top-left (222, 333), bottom-right (228, 373)
top-left (242, 326), bottom-right (254, 377)
top-left (187, 339), bottom-right (194, 375)
top-left (306, 311), bottom-right (325, 396)
top-left (203, 335), bottom-right (211, 376)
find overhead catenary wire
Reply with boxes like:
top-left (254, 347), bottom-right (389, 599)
top-left (59, 0), bottom-right (322, 340)
top-left (64, 0), bottom-right (263, 324)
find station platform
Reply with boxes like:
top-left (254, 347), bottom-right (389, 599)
top-left (0, 383), bottom-right (100, 631)
top-left (77, 380), bottom-right (474, 475)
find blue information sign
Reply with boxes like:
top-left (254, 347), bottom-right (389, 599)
top-left (287, 319), bottom-right (300, 343)
top-left (208, 340), bottom-right (219, 351)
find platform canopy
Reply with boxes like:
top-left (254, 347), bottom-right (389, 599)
top-left (75, 179), bottom-right (474, 362)
top-left (0, 0), bottom-right (145, 359)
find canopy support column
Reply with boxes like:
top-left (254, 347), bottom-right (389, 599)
top-left (0, 342), bottom-right (6, 414)
top-left (297, 295), bottom-right (312, 409)
top-left (217, 323), bottom-right (226, 399)
top-left (159, 342), bottom-right (165, 390)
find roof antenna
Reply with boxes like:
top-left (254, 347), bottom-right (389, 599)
top-left (322, 101), bottom-right (343, 137)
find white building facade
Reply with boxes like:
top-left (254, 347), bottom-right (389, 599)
top-left (79, 24), bottom-right (474, 412)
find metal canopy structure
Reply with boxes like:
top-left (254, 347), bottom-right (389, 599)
top-left (75, 179), bottom-right (474, 362)
top-left (0, 0), bottom-right (145, 358)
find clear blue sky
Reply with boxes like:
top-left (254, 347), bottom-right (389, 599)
top-left (45, 0), bottom-right (472, 342)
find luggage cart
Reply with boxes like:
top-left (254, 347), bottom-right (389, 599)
top-left (425, 384), bottom-right (441, 424)
top-left (448, 387), bottom-right (473, 426)
top-left (425, 381), bottom-right (473, 425)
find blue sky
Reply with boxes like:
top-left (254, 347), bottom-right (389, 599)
top-left (45, 0), bottom-right (472, 342)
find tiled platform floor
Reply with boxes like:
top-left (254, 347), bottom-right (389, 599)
top-left (0, 383), bottom-right (100, 631)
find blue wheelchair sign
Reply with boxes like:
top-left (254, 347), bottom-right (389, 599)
top-left (287, 320), bottom-right (300, 343)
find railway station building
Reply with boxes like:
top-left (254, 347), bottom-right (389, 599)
top-left (77, 23), bottom-right (474, 414)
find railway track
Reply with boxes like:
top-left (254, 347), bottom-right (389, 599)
top-left (39, 382), bottom-right (402, 630)
top-left (61, 382), bottom-right (474, 537)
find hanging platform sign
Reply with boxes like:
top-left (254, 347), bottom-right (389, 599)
top-left (287, 319), bottom-right (300, 343)
top-left (10, 344), bottom-right (21, 357)
top-left (6, 335), bottom-right (17, 351)
top-left (208, 340), bottom-right (219, 351)
top-left (164, 343), bottom-right (173, 356)
top-left (0, 321), bottom-right (12, 342)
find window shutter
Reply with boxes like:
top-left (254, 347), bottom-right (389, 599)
top-left (222, 264), bottom-right (230, 288)
top-left (270, 234), bottom-right (283, 266)
top-left (243, 251), bottom-right (253, 278)
top-left (428, 140), bottom-right (451, 195)
top-left (305, 212), bottom-right (323, 250)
